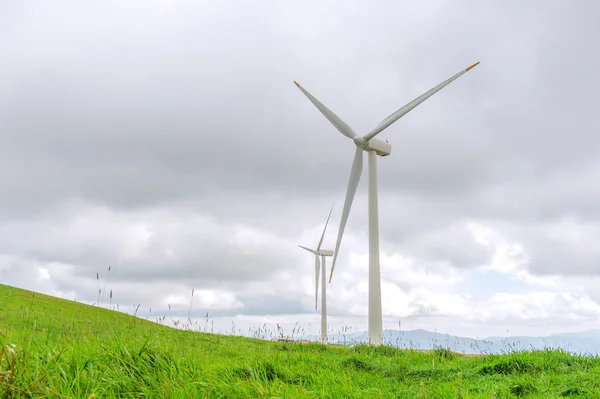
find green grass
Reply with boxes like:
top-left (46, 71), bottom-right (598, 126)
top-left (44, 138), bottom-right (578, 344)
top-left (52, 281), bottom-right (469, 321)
top-left (1, 284), bottom-right (600, 398)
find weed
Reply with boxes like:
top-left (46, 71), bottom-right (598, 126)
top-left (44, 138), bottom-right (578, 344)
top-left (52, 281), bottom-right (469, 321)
top-left (434, 346), bottom-right (456, 361)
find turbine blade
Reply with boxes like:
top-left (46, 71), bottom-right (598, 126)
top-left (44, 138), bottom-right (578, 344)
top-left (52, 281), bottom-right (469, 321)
top-left (298, 245), bottom-right (316, 254)
top-left (294, 81), bottom-right (357, 139)
top-left (329, 147), bottom-right (363, 283)
top-left (316, 203), bottom-right (335, 251)
top-left (362, 61), bottom-right (480, 142)
top-left (315, 255), bottom-right (320, 310)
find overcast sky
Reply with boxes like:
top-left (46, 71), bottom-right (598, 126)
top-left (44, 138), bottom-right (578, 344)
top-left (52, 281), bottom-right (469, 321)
top-left (2, 0), bottom-right (600, 339)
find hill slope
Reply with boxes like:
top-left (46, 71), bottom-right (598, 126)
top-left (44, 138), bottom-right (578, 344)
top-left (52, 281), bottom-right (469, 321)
top-left (1, 284), bottom-right (600, 398)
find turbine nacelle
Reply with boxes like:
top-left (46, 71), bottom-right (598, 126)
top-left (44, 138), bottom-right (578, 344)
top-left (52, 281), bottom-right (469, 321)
top-left (316, 249), bottom-right (334, 257)
top-left (354, 136), bottom-right (392, 156)
top-left (298, 247), bottom-right (333, 257)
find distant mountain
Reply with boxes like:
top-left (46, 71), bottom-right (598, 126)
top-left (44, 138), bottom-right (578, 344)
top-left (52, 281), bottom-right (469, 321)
top-left (300, 329), bottom-right (600, 355)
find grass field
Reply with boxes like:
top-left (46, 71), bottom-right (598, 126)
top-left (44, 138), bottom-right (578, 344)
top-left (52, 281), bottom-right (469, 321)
top-left (1, 283), bottom-right (600, 398)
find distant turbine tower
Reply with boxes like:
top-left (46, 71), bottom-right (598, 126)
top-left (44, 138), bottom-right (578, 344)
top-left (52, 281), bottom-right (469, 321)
top-left (294, 62), bottom-right (480, 345)
top-left (298, 204), bottom-right (334, 345)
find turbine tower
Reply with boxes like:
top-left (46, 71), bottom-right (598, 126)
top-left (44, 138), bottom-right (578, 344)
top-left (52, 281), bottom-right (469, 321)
top-left (294, 62), bottom-right (480, 345)
top-left (298, 204), bottom-right (334, 345)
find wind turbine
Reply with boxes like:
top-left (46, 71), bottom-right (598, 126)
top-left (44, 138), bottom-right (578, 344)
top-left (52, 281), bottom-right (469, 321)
top-left (298, 204), bottom-right (334, 345)
top-left (294, 62), bottom-right (480, 345)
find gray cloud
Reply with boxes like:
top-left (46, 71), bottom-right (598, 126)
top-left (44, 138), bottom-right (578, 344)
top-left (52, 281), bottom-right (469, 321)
top-left (0, 206), bottom-right (301, 285)
top-left (492, 217), bottom-right (600, 277)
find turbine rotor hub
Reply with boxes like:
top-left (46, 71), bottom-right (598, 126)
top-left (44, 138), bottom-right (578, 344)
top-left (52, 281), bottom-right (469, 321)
top-left (353, 136), bottom-right (368, 149)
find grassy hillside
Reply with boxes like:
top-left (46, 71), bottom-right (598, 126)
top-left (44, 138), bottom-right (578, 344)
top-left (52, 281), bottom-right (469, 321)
top-left (1, 284), bottom-right (599, 398)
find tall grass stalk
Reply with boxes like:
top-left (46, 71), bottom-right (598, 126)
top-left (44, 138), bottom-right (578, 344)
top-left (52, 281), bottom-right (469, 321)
top-left (100, 265), bottom-right (111, 307)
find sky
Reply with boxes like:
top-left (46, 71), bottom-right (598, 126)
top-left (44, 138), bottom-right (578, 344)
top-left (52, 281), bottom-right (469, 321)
top-left (1, 0), bottom-right (600, 340)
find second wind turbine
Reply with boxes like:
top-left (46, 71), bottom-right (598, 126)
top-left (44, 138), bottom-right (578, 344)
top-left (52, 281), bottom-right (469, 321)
top-left (298, 204), bottom-right (334, 345)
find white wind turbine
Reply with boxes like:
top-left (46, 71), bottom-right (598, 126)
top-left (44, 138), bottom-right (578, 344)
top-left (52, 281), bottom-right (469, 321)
top-left (294, 62), bottom-right (480, 345)
top-left (298, 204), bottom-right (334, 345)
